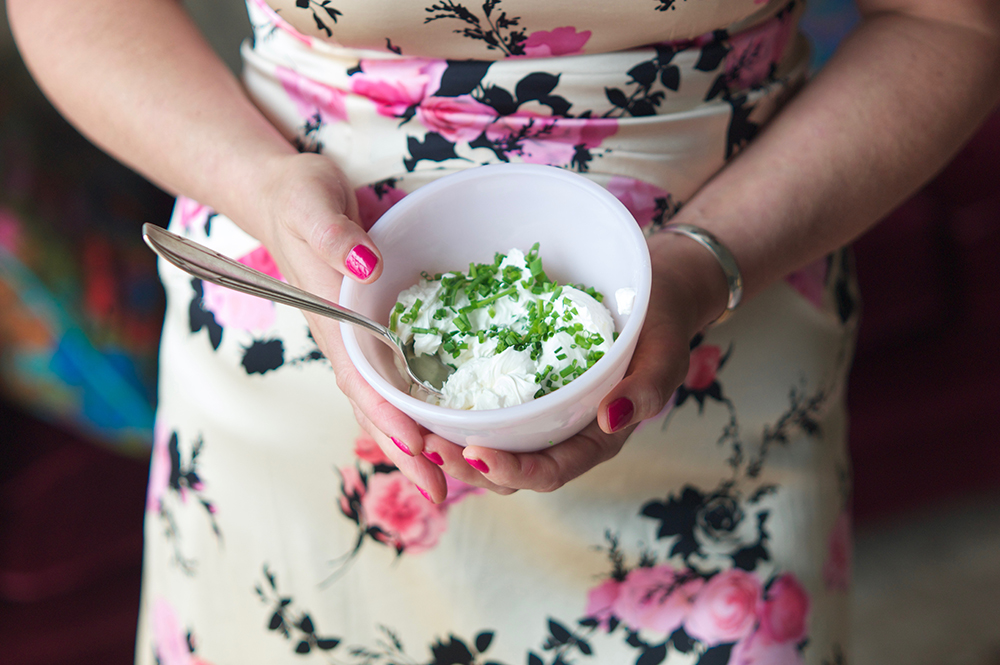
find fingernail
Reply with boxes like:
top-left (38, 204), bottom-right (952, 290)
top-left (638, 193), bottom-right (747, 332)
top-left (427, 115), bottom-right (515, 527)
top-left (345, 244), bottom-right (378, 280)
top-left (422, 450), bottom-right (444, 465)
top-left (392, 437), bottom-right (413, 456)
top-left (465, 457), bottom-right (489, 473)
top-left (416, 485), bottom-right (433, 503)
top-left (607, 397), bottom-right (635, 433)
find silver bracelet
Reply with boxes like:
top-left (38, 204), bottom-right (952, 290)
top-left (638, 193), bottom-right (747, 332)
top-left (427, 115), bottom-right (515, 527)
top-left (662, 223), bottom-right (743, 325)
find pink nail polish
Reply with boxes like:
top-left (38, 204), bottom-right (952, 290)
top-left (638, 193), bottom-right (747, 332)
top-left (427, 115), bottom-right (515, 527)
top-left (416, 486), bottom-right (433, 502)
top-left (392, 437), bottom-right (413, 456)
top-left (345, 245), bottom-right (378, 280)
top-left (465, 457), bottom-right (489, 474)
top-left (422, 450), bottom-right (444, 465)
top-left (607, 397), bottom-right (635, 433)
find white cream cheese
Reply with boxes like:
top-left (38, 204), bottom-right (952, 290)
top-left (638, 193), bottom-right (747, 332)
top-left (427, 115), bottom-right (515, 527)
top-left (391, 245), bottom-right (618, 410)
top-left (615, 287), bottom-right (636, 316)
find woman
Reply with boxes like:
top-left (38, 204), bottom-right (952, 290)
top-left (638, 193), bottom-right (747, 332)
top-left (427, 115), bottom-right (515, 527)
top-left (8, 0), bottom-right (1000, 662)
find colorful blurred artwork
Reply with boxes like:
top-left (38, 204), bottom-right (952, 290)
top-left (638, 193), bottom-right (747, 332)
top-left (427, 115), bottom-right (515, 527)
top-left (0, 59), bottom-right (173, 455)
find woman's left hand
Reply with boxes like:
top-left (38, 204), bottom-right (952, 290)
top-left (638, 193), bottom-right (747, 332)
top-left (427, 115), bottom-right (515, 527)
top-left (430, 232), bottom-right (730, 493)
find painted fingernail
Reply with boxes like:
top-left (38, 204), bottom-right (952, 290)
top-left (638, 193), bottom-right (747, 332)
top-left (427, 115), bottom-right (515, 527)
top-left (345, 244), bottom-right (378, 280)
top-left (465, 457), bottom-right (489, 473)
top-left (416, 486), bottom-right (433, 503)
top-left (422, 450), bottom-right (444, 465)
top-left (392, 437), bottom-right (413, 456)
top-left (607, 397), bottom-right (635, 433)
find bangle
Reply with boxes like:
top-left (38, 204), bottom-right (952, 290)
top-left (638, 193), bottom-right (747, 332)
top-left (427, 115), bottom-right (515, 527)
top-left (662, 223), bottom-right (743, 325)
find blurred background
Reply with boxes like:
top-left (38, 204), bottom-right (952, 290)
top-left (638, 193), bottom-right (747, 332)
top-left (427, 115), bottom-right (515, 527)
top-left (1, 1), bottom-right (999, 663)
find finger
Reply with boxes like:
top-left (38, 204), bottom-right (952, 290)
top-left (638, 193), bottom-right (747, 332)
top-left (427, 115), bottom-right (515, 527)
top-left (597, 319), bottom-right (690, 434)
top-left (349, 401), bottom-right (449, 503)
top-left (420, 431), bottom-right (518, 496)
top-left (461, 421), bottom-right (630, 492)
top-left (316, 314), bottom-right (429, 461)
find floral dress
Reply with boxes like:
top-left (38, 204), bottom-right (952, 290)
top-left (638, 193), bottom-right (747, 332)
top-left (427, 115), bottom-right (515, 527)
top-left (137, 1), bottom-right (857, 664)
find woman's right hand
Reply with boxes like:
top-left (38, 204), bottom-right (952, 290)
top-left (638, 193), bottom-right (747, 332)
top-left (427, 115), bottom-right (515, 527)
top-left (248, 153), bottom-right (513, 502)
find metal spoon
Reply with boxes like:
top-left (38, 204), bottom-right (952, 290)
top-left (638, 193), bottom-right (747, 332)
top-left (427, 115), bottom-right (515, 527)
top-left (141, 223), bottom-right (452, 396)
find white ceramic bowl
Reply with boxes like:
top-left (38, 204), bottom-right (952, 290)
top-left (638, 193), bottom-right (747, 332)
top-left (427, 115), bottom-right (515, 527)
top-left (339, 164), bottom-right (651, 452)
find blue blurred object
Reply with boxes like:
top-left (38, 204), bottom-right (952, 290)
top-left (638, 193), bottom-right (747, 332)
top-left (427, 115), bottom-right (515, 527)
top-left (801, 0), bottom-right (861, 69)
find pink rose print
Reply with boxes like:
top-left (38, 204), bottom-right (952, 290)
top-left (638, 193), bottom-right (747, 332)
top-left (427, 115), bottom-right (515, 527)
top-left (152, 599), bottom-right (192, 665)
top-left (338, 465), bottom-right (365, 517)
top-left (484, 115), bottom-right (617, 168)
top-left (823, 511), bottom-right (852, 591)
top-left (174, 196), bottom-right (211, 232)
top-left (363, 471), bottom-right (448, 554)
top-left (731, 631), bottom-right (803, 665)
top-left (606, 176), bottom-right (671, 229)
top-left (725, 12), bottom-right (795, 90)
top-left (416, 95), bottom-right (497, 143)
top-left (584, 578), bottom-right (622, 631)
top-left (202, 246), bottom-right (283, 332)
top-left (275, 66), bottom-right (348, 124)
top-left (684, 568), bottom-right (762, 645)
top-left (758, 574), bottom-right (810, 644)
top-left (685, 344), bottom-right (723, 392)
top-left (612, 566), bottom-right (705, 635)
top-left (146, 425), bottom-right (171, 513)
top-left (355, 181), bottom-right (406, 229)
top-left (522, 26), bottom-right (591, 57)
top-left (353, 434), bottom-right (393, 466)
top-left (350, 58), bottom-right (448, 118)
top-left (441, 474), bottom-right (486, 507)
top-left (785, 258), bottom-right (829, 310)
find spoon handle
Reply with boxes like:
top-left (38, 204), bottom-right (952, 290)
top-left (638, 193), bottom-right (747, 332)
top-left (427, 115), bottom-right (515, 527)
top-left (142, 224), bottom-right (390, 341)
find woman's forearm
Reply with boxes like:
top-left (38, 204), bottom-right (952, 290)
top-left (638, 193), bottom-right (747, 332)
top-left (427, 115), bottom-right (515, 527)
top-left (6, 0), bottom-right (296, 238)
top-left (660, 0), bottom-right (1000, 313)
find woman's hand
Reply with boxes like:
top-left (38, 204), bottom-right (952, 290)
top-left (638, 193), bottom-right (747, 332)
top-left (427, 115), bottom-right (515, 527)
top-left (252, 153), bottom-right (515, 502)
top-left (443, 232), bottom-right (731, 493)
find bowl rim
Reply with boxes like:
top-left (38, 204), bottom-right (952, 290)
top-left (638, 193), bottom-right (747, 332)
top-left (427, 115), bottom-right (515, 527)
top-left (339, 163), bottom-right (652, 427)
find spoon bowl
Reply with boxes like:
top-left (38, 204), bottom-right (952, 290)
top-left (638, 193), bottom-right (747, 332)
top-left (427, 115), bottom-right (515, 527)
top-left (141, 223), bottom-right (452, 395)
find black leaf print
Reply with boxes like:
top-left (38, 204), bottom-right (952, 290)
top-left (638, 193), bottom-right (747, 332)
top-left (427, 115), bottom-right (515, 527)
top-left (385, 38), bottom-right (402, 54)
top-left (403, 132), bottom-right (461, 171)
top-left (241, 337), bottom-right (285, 374)
top-left (188, 279), bottom-right (223, 350)
top-left (514, 72), bottom-right (560, 102)
top-left (548, 619), bottom-right (572, 644)
top-left (654, 0), bottom-right (688, 11)
top-left (694, 33), bottom-right (730, 72)
top-left (731, 512), bottom-right (772, 571)
top-left (425, 0), bottom-right (526, 56)
top-left (156, 431), bottom-right (221, 574)
top-left (696, 643), bottom-right (735, 665)
top-left (641, 486), bottom-right (703, 549)
top-left (475, 631), bottom-right (494, 653)
top-left (669, 627), bottom-right (695, 653)
top-left (481, 85), bottom-right (519, 115)
top-left (606, 87), bottom-right (629, 109)
top-left (636, 643), bottom-right (668, 665)
top-left (294, 0), bottom-right (342, 38)
top-left (628, 61), bottom-right (658, 88)
top-left (429, 636), bottom-right (474, 665)
top-left (528, 654), bottom-right (544, 665)
top-left (660, 65), bottom-right (680, 91)
top-left (258, 566), bottom-right (343, 656)
top-left (435, 60), bottom-right (494, 97)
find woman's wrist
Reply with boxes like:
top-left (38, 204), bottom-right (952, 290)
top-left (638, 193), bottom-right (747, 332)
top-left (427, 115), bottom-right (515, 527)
top-left (647, 226), bottom-right (735, 334)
